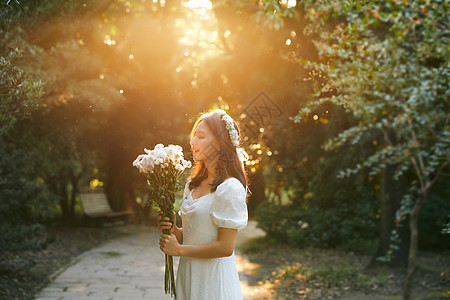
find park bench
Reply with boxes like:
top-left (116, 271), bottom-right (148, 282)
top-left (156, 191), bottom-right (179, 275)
top-left (79, 193), bottom-right (130, 226)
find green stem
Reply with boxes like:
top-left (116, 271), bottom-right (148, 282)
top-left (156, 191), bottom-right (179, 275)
top-left (163, 214), bottom-right (176, 299)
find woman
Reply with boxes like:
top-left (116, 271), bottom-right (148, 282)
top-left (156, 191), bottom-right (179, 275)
top-left (157, 108), bottom-right (250, 300)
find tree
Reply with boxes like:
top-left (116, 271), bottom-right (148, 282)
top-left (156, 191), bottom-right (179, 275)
top-left (290, 2), bottom-right (449, 299)
top-left (0, 43), bottom-right (53, 250)
top-left (0, 48), bottom-right (42, 135)
top-left (0, 0), bottom-right (125, 221)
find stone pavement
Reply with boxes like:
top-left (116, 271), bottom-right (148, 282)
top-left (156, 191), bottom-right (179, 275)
top-left (35, 221), bottom-right (266, 300)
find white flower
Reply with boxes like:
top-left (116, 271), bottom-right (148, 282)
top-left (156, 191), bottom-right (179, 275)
top-left (165, 146), bottom-right (175, 157)
top-left (214, 109), bottom-right (240, 147)
top-left (153, 149), bottom-right (166, 159)
top-left (133, 163), bottom-right (143, 173)
top-left (132, 153), bottom-right (156, 173)
top-left (132, 154), bottom-right (147, 173)
top-left (173, 153), bottom-right (182, 161)
top-left (215, 109), bottom-right (226, 116)
top-left (142, 155), bottom-right (155, 171)
top-left (236, 147), bottom-right (249, 162)
top-left (230, 130), bottom-right (239, 141)
top-left (168, 144), bottom-right (183, 153)
top-left (223, 115), bottom-right (233, 125)
top-left (182, 159), bottom-right (192, 168)
top-left (133, 143), bottom-right (192, 175)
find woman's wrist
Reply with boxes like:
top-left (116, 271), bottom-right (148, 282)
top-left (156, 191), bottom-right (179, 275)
top-left (178, 244), bottom-right (186, 257)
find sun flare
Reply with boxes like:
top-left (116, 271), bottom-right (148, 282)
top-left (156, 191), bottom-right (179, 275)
top-left (177, 0), bottom-right (222, 64)
top-left (184, 0), bottom-right (213, 10)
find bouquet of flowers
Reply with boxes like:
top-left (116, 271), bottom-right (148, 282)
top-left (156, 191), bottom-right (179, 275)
top-left (133, 143), bottom-right (192, 299)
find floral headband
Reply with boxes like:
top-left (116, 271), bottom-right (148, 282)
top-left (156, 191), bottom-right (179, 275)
top-left (214, 109), bottom-right (249, 162)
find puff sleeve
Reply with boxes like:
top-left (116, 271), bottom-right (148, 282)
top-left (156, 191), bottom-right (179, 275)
top-left (210, 178), bottom-right (248, 230)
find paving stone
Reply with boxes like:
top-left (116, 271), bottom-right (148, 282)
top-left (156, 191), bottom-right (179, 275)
top-left (35, 223), bottom-right (263, 300)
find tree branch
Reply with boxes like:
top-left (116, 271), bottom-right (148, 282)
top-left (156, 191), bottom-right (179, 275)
top-left (427, 161), bottom-right (449, 190)
top-left (410, 156), bottom-right (424, 189)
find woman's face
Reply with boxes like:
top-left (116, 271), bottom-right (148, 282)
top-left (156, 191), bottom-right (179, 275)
top-left (190, 120), bottom-right (219, 163)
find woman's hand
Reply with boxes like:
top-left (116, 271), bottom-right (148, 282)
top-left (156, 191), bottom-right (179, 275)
top-left (157, 210), bottom-right (176, 234)
top-left (160, 233), bottom-right (183, 256)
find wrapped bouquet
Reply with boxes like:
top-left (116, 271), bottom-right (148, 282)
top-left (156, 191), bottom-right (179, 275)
top-left (133, 143), bottom-right (192, 299)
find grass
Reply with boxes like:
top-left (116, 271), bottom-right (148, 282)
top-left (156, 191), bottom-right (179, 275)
top-left (241, 236), bottom-right (450, 299)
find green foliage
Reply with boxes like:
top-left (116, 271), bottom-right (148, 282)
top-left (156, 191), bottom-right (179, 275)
top-left (0, 142), bottom-right (58, 226)
top-left (256, 181), bottom-right (379, 251)
top-left (292, 1), bottom-right (449, 182)
top-left (285, 1), bottom-right (448, 296)
top-left (254, 0), bottom-right (449, 255)
top-left (254, 0), bottom-right (296, 30)
top-left (442, 215), bottom-right (450, 235)
top-left (0, 46), bottom-right (54, 229)
top-left (0, 0), bottom-right (123, 237)
top-left (256, 199), bottom-right (378, 251)
top-left (0, 48), bottom-right (43, 135)
top-left (0, 0), bottom-right (447, 263)
top-left (0, 223), bottom-right (48, 252)
top-left (0, 0), bottom-right (84, 26)
top-left (256, 106), bottom-right (379, 252)
top-left (419, 180), bottom-right (450, 247)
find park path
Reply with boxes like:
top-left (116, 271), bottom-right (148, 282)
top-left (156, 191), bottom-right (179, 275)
top-left (34, 222), bottom-right (387, 300)
top-left (34, 221), bottom-right (266, 300)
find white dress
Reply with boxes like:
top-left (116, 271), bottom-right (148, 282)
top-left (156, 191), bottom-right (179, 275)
top-left (176, 177), bottom-right (248, 300)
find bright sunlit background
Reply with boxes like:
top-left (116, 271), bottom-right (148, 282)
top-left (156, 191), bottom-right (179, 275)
top-left (2, 1), bottom-right (449, 299)
top-left (0, 0), bottom-right (309, 220)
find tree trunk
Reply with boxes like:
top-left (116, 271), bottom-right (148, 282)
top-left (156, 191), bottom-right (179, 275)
top-left (69, 174), bottom-right (79, 218)
top-left (58, 182), bottom-right (70, 219)
top-left (247, 170), bottom-right (265, 218)
top-left (403, 189), bottom-right (428, 300)
top-left (373, 166), bottom-right (409, 267)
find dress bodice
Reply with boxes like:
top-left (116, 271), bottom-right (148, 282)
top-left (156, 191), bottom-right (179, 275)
top-left (175, 177), bottom-right (248, 300)
top-left (179, 177), bottom-right (248, 246)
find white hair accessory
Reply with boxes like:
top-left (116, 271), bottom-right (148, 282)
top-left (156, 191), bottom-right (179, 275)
top-left (237, 147), bottom-right (249, 162)
top-left (214, 109), bottom-right (249, 162)
top-left (214, 109), bottom-right (240, 147)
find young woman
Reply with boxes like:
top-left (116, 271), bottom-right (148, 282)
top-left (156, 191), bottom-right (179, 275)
top-left (157, 109), bottom-right (250, 300)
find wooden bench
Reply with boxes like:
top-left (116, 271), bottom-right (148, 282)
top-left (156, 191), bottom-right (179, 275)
top-left (79, 193), bottom-right (130, 226)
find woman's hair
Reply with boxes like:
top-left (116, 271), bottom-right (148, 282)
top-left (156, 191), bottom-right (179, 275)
top-left (187, 110), bottom-right (249, 195)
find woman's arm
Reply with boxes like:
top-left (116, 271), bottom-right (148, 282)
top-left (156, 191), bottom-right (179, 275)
top-left (160, 227), bottom-right (237, 258)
